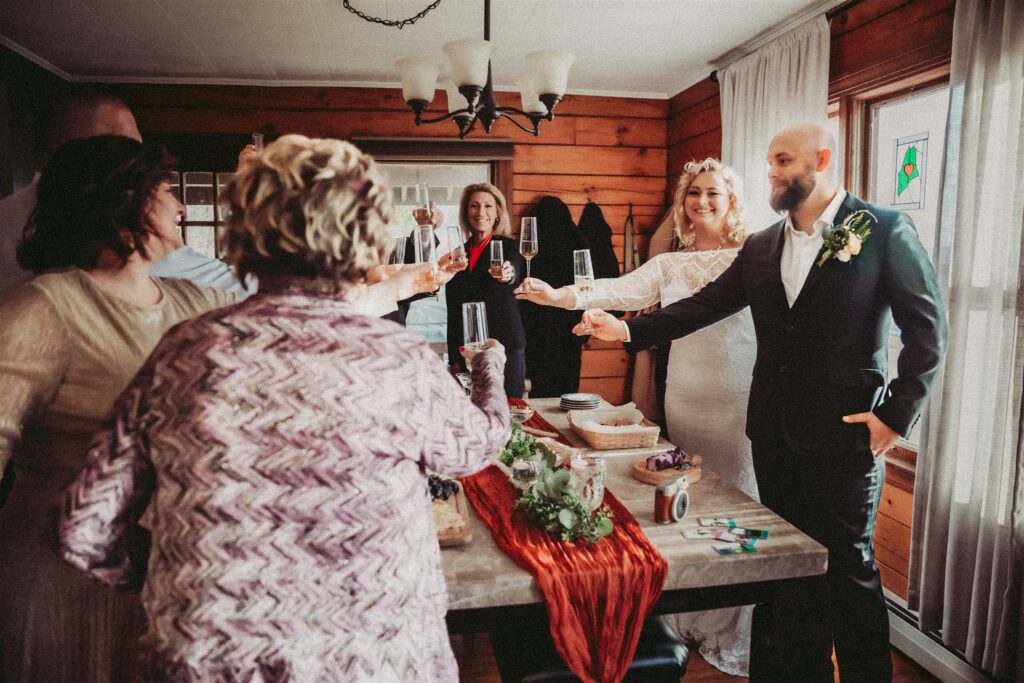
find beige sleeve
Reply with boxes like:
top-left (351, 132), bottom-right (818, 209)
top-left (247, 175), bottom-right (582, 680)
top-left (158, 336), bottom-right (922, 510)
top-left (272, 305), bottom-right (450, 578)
top-left (0, 284), bottom-right (70, 470)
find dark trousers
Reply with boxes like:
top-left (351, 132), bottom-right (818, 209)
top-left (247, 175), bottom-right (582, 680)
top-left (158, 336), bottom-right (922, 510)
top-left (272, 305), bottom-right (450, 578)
top-left (505, 347), bottom-right (526, 398)
top-left (748, 433), bottom-right (892, 683)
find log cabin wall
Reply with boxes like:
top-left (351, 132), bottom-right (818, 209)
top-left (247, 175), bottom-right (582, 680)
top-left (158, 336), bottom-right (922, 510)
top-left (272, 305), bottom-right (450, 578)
top-left (0, 53), bottom-right (666, 404)
top-left (665, 0), bottom-right (955, 600)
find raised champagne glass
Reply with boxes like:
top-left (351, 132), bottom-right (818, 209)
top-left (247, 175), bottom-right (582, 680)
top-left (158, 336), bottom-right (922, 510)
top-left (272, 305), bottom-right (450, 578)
top-left (447, 226), bottom-right (467, 270)
top-left (412, 183), bottom-right (431, 226)
top-left (520, 217), bottom-right (538, 278)
top-left (489, 240), bottom-right (504, 279)
top-left (462, 301), bottom-right (488, 352)
top-left (573, 249), bottom-right (594, 294)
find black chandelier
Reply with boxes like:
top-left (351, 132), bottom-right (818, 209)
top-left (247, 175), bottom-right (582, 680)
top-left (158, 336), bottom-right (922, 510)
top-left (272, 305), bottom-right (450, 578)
top-left (384, 0), bottom-right (575, 138)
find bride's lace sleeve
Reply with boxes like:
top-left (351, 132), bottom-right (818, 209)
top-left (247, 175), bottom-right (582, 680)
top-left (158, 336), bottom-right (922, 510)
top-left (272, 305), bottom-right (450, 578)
top-left (569, 254), bottom-right (673, 311)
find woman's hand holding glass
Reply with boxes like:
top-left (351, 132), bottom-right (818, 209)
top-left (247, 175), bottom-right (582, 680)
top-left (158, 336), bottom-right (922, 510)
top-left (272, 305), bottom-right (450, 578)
top-left (514, 278), bottom-right (575, 308)
top-left (573, 309), bottom-right (628, 341)
top-left (459, 337), bottom-right (506, 368)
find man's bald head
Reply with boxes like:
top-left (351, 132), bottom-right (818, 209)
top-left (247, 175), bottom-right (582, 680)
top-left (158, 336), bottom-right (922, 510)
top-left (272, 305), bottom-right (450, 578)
top-left (39, 91), bottom-right (141, 167)
top-left (770, 122), bottom-right (835, 163)
top-left (766, 121), bottom-right (837, 213)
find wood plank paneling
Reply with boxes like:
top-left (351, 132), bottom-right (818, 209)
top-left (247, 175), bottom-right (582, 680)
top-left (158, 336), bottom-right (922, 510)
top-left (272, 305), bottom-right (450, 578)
top-left (879, 481), bottom-right (914, 528)
top-left (514, 144), bottom-right (665, 177)
top-left (875, 513), bottom-right (912, 564)
top-left (573, 115), bottom-right (666, 148)
top-left (578, 377), bottom-right (628, 405)
top-left (878, 560), bottom-right (910, 599)
top-left (580, 349), bottom-right (629, 378)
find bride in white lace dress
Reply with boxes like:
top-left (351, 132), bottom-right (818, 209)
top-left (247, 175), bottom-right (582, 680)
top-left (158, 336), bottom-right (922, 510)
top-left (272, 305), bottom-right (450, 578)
top-left (515, 159), bottom-right (757, 676)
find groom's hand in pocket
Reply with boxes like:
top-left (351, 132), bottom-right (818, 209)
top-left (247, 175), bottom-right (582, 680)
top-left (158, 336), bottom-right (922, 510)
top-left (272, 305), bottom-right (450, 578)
top-left (842, 412), bottom-right (899, 457)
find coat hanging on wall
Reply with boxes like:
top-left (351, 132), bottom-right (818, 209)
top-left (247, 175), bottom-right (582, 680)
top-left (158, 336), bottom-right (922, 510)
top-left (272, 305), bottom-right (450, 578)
top-left (518, 196), bottom-right (586, 397)
top-left (577, 201), bottom-right (622, 317)
top-left (577, 202), bottom-right (619, 281)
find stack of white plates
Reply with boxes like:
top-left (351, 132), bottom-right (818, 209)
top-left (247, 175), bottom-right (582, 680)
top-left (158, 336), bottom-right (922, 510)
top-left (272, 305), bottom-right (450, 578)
top-left (560, 392), bottom-right (601, 411)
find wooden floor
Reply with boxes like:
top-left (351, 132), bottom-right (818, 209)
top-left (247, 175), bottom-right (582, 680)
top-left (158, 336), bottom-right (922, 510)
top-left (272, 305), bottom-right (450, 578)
top-left (451, 632), bottom-right (940, 682)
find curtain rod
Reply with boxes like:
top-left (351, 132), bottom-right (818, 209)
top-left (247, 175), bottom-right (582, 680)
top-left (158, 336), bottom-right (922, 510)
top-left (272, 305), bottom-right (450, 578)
top-left (707, 0), bottom-right (865, 83)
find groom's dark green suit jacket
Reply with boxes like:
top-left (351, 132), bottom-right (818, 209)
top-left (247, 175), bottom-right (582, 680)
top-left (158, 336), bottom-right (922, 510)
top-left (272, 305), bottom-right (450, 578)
top-left (627, 193), bottom-right (947, 456)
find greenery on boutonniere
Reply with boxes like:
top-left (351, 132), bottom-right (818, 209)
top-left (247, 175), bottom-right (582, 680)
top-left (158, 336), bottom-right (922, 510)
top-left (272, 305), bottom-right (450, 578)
top-left (817, 209), bottom-right (877, 266)
top-left (517, 464), bottom-right (614, 544)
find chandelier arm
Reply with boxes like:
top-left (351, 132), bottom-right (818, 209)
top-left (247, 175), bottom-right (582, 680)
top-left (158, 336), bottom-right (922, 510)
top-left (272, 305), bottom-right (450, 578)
top-left (495, 111), bottom-right (541, 136)
top-left (493, 105), bottom-right (552, 121)
top-left (415, 109), bottom-right (476, 125)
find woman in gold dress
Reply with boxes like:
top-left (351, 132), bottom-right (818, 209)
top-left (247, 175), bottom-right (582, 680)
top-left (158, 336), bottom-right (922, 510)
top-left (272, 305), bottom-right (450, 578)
top-left (0, 135), bottom-right (237, 682)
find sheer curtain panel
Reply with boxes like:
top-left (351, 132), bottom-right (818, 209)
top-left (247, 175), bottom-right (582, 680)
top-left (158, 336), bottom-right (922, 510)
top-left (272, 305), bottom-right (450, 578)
top-left (718, 17), bottom-right (829, 231)
top-left (909, 1), bottom-right (1024, 679)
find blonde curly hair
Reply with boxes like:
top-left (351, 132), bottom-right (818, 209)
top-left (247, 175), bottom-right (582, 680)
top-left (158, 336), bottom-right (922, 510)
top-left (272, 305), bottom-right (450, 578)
top-left (672, 158), bottom-right (746, 249)
top-left (221, 135), bottom-right (392, 290)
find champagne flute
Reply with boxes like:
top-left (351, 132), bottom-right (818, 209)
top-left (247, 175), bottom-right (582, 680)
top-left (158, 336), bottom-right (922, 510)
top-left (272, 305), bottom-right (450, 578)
top-left (447, 226), bottom-right (467, 270)
top-left (412, 183), bottom-right (431, 226)
top-left (251, 133), bottom-right (264, 153)
top-left (413, 224), bottom-right (436, 265)
top-left (462, 301), bottom-right (488, 352)
top-left (388, 235), bottom-right (407, 266)
top-left (520, 217), bottom-right (538, 278)
top-left (573, 249), bottom-right (595, 334)
top-left (489, 240), bottom-right (504, 279)
top-left (573, 249), bottom-right (594, 294)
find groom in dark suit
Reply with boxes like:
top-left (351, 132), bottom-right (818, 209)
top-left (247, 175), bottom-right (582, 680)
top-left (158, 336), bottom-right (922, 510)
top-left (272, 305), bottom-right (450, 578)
top-left (583, 122), bottom-right (946, 682)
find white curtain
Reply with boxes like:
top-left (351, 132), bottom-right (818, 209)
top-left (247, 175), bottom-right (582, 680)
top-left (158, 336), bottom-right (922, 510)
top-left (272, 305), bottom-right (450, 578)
top-left (908, 1), bottom-right (1024, 680)
top-left (718, 17), bottom-right (830, 231)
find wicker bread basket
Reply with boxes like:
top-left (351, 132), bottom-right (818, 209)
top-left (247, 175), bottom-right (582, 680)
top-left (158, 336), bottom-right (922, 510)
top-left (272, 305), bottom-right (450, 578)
top-left (567, 411), bottom-right (661, 450)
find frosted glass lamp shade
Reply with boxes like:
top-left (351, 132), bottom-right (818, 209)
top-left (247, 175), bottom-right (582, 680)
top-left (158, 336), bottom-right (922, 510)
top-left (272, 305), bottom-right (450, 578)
top-left (525, 50), bottom-right (576, 96)
top-left (442, 39), bottom-right (492, 88)
top-left (396, 58), bottom-right (439, 103)
top-left (444, 80), bottom-right (471, 115)
top-left (516, 75), bottom-right (546, 115)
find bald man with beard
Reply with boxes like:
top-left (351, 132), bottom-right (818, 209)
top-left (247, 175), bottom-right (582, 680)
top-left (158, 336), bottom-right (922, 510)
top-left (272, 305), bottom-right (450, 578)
top-left (582, 122), bottom-right (947, 681)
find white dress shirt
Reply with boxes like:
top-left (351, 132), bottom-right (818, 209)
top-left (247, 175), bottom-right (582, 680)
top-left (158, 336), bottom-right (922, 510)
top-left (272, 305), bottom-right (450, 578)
top-left (780, 190), bottom-right (847, 307)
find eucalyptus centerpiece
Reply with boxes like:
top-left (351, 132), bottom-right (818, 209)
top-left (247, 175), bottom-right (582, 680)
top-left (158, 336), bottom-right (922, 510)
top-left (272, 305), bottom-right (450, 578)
top-left (499, 424), bottom-right (614, 543)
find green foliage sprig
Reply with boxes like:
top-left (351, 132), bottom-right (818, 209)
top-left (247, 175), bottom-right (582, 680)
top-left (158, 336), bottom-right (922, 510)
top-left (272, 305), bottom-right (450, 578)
top-left (516, 464), bottom-right (614, 544)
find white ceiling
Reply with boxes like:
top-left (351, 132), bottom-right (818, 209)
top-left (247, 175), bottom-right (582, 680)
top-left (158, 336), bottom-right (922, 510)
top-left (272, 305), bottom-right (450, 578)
top-left (0, 0), bottom-right (843, 99)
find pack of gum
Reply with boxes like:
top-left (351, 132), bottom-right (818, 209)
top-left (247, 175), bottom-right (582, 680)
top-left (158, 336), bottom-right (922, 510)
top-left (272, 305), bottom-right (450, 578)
top-left (696, 517), bottom-right (769, 539)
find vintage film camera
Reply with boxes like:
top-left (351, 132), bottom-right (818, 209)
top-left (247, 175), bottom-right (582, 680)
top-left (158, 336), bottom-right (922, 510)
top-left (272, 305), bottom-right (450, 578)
top-left (654, 475), bottom-right (689, 524)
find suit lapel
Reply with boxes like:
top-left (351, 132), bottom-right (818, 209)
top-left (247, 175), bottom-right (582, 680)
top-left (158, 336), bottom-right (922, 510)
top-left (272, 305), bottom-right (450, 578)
top-left (790, 194), bottom-right (860, 311)
top-left (766, 222), bottom-right (790, 312)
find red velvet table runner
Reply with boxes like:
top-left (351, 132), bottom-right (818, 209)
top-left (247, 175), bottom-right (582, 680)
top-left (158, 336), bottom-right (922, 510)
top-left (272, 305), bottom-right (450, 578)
top-left (462, 462), bottom-right (667, 683)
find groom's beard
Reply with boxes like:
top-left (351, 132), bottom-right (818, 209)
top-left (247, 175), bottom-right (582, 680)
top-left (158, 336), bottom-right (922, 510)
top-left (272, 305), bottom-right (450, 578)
top-left (770, 167), bottom-right (816, 213)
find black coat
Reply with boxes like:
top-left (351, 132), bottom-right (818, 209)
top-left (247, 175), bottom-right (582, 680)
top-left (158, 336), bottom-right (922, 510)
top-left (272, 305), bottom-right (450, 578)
top-left (445, 235), bottom-right (526, 369)
top-left (627, 193), bottom-right (947, 455)
top-left (519, 196), bottom-right (587, 397)
top-left (578, 202), bottom-right (620, 281)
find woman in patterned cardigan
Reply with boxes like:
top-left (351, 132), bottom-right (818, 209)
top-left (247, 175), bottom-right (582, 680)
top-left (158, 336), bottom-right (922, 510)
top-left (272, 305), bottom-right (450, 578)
top-left (60, 135), bottom-right (511, 682)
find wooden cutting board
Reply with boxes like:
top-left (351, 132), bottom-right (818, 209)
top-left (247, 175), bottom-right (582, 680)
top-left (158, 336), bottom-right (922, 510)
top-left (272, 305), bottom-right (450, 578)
top-left (630, 455), bottom-right (703, 486)
top-left (434, 487), bottom-right (473, 547)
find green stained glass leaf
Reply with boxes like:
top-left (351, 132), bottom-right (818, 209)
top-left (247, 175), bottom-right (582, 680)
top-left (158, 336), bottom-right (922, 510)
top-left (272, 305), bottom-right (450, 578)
top-left (897, 145), bottom-right (920, 195)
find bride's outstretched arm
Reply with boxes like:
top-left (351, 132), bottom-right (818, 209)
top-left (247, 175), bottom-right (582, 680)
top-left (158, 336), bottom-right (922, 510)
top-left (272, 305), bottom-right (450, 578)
top-left (515, 254), bottom-right (667, 311)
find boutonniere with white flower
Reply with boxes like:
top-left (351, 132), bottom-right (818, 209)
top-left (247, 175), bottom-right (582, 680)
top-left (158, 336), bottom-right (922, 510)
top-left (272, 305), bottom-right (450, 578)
top-left (817, 210), bottom-right (876, 266)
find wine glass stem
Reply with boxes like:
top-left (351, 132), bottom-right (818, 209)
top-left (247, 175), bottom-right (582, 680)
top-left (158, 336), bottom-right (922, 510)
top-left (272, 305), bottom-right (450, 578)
top-left (526, 259), bottom-right (531, 278)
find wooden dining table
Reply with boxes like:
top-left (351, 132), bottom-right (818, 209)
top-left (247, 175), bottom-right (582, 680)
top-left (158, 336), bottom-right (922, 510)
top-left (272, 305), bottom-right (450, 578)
top-left (442, 397), bottom-right (828, 633)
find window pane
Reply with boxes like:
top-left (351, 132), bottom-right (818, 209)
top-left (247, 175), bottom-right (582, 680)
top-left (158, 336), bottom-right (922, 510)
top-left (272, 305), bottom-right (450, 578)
top-left (184, 225), bottom-right (217, 259)
top-left (867, 85), bottom-right (950, 258)
top-left (183, 172), bottom-right (215, 222)
top-left (867, 84), bottom-right (950, 449)
top-left (377, 163), bottom-right (490, 350)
